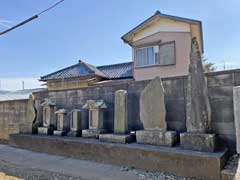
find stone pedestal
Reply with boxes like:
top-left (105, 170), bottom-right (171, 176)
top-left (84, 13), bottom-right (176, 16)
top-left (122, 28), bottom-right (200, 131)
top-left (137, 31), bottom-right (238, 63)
top-left (53, 130), bottom-right (67, 136)
top-left (38, 127), bottom-right (54, 135)
top-left (99, 133), bottom-right (135, 144)
top-left (180, 133), bottom-right (216, 152)
top-left (82, 129), bottom-right (107, 138)
top-left (136, 130), bottom-right (177, 147)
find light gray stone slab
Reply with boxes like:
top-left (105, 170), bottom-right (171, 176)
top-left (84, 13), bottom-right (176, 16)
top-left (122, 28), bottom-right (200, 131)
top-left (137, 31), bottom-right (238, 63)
top-left (136, 130), bottom-right (177, 147)
top-left (114, 90), bottom-right (128, 134)
top-left (99, 134), bottom-right (135, 144)
top-left (234, 86), bottom-right (240, 153)
top-left (186, 37), bottom-right (212, 133)
top-left (82, 129), bottom-right (107, 139)
top-left (53, 130), bottom-right (66, 136)
top-left (180, 132), bottom-right (216, 152)
top-left (38, 127), bottom-right (49, 135)
top-left (140, 77), bottom-right (166, 130)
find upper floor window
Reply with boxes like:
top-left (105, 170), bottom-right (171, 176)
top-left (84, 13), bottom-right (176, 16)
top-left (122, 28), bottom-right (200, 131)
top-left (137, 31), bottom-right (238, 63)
top-left (135, 41), bottom-right (176, 67)
top-left (135, 47), bottom-right (155, 67)
top-left (159, 41), bottom-right (176, 66)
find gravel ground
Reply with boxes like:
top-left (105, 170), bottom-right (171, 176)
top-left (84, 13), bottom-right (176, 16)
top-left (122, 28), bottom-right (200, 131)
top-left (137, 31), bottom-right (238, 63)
top-left (0, 160), bottom-right (201, 180)
top-left (0, 160), bottom-right (82, 180)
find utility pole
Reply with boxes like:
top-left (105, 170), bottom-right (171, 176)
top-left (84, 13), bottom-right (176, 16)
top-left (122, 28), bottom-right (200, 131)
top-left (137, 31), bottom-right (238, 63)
top-left (22, 81), bottom-right (25, 90)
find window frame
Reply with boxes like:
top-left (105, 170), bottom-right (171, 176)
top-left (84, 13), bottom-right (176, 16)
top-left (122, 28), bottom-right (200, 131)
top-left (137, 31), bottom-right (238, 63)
top-left (158, 41), bottom-right (176, 66)
top-left (134, 46), bottom-right (156, 68)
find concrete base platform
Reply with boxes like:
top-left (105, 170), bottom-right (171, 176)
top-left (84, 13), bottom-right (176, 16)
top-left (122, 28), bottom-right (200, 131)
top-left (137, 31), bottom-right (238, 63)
top-left (82, 129), bottom-right (107, 138)
top-left (9, 134), bottom-right (228, 180)
top-left (136, 130), bottom-right (177, 147)
top-left (67, 130), bottom-right (82, 137)
top-left (38, 127), bottom-right (54, 135)
top-left (99, 133), bottom-right (136, 144)
top-left (53, 130), bottom-right (67, 136)
top-left (180, 132), bottom-right (216, 152)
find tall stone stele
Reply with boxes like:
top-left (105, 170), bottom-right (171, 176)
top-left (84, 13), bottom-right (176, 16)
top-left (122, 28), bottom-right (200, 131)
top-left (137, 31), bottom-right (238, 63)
top-left (234, 86), bottom-right (240, 154)
top-left (136, 76), bottom-right (177, 147)
top-left (99, 90), bottom-right (135, 144)
top-left (180, 37), bottom-right (216, 152)
top-left (21, 94), bottom-right (36, 134)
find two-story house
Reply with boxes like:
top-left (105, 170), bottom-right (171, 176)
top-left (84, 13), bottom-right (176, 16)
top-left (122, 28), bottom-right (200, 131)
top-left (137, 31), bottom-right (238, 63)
top-left (40, 11), bottom-right (203, 90)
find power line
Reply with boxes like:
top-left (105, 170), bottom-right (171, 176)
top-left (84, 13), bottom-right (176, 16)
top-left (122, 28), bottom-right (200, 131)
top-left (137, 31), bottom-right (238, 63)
top-left (37, 0), bottom-right (65, 16)
top-left (0, 0), bottom-right (65, 36)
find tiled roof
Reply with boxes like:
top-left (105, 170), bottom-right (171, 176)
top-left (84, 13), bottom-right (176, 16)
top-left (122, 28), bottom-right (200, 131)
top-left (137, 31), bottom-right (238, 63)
top-left (40, 60), bottom-right (107, 81)
top-left (40, 61), bottom-right (133, 81)
top-left (97, 62), bottom-right (133, 79)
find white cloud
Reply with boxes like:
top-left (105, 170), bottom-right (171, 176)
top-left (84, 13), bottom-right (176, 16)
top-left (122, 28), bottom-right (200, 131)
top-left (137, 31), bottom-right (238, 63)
top-left (0, 78), bottom-right (44, 91)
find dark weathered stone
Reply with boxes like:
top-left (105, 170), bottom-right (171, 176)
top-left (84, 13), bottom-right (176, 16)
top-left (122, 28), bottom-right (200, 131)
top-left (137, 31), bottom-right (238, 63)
top-left (186, 37), bottom-right (211, 133)
top-left (99, 134), bottom-right (135, 144)
top-left (180, 133), bottom-right (216, 152)
top-left (140, 77), bottom-right (166, 130)
top-left (9, 134), bottom-right (228, 180)
top-left (136, 130), bottom-right (177, 147)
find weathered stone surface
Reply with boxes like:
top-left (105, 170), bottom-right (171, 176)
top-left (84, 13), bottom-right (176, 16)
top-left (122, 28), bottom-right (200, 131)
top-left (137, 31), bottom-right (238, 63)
top-left (180, 133), bottom-right (216, 152)
top-left (23, 94), bottom-right (36, 134)
top-left (186, 37), bottom-right (212, 133)
top-left (41, 99), bottom-right (57, 128)
top-left (234, 86), bottom-right (240, 153)
top-left (37, 127), bottom-right (49, 135)
top-left (114, 90), bottom-right (128, 134)
top-left (140, 77), bottom-right (166, 130)
top-left (136, 130), bottom-right (177, 147)
top-left (82, 129), bottom-right (107, 138)
top-left (53, 130), bottom-right (66, 136)
top-left (55, 109), bottom-right (68, 132)
top-left (99, 134), bottom-right (135, 144)
top-left (67, 110), bottom-right (82, 137)
top-left (70, 110), bottom-right (82, 131)
top-left (82, 100), bottom-right (107, 130)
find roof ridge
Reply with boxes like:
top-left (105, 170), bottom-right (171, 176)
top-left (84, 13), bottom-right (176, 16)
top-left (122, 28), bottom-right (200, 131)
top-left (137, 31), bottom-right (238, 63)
top-left (40, 62), bottom-right (80, 80)
top-left (97, 61), bottom-right (132, 68)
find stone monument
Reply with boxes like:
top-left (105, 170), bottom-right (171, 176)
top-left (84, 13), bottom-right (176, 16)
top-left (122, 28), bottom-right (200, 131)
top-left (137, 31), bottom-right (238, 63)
top-left (234, 86), bottom-right (240, 154)
top-left (180, 37), bottom-right (215, 152)
top-left (21, 94), bottom-right (36, 134)
top-left (136, 77), bottom-right (177, 146)
top-left (99, 90), bottom-right (135, 143)
top-left (67, 109), bottom-right (82, 137)
top-left (82, 100), bottom-right (107, 138)
top-left (38, 99), bottom-right (57, 135)
top-left (53, 109), bottom-right (69, 136)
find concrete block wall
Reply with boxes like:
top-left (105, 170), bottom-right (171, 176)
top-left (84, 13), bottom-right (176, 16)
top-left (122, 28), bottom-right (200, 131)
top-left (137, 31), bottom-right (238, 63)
top-left (0, 99), bottom-right (28, 141)
top-left (207, 69), bottom-right (240, 151)
top-left (0, 69), bottom-right (239, 152)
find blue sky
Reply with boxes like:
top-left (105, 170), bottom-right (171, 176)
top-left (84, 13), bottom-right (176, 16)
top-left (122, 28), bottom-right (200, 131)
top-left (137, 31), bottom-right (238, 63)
top-left (0, 0), bottom-right (240, 90)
